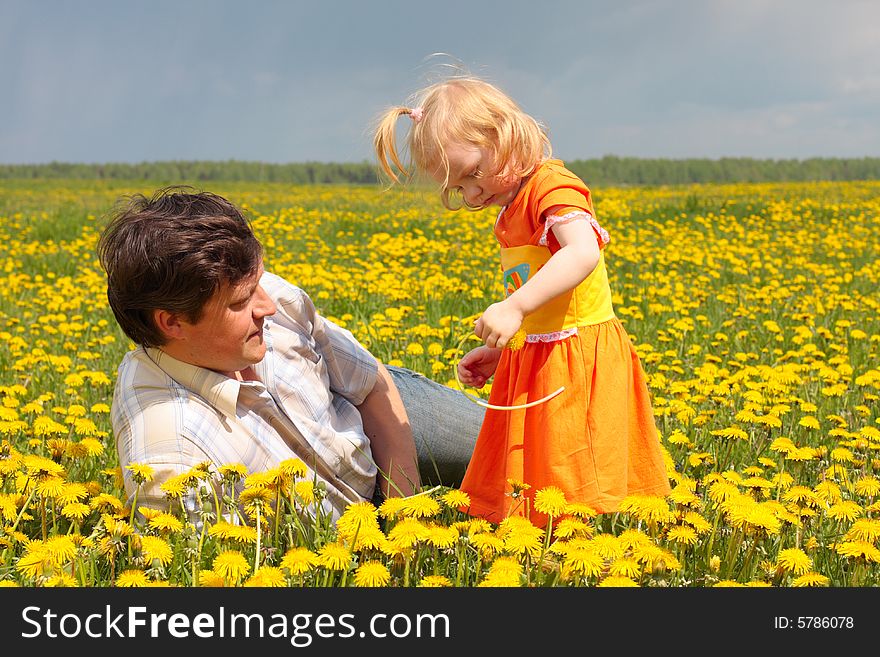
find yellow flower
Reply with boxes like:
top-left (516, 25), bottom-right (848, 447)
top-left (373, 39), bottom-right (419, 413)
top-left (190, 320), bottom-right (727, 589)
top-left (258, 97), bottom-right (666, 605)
top-left (198, 570), bottom-right (226, 587)
top-left (353, 561), bottom-right (391, 587)
top-left (377, 496), bottom-right (407, 520)
top-left (533, 486), bottom-right (567, 517)
top-left (835, 540), bottom-right (880, 562)
top-left (598, 575), bottom-right (639, 587)
top-left (126, 463), bottom-right (155, 484)
top-left (294, 480), bottom-right (315, 505)
top-left (609, 557), bottom-right (642, 579)
top-left (667, 525), bottom-right (698, 546)
top-left (776, 548), bottom-right (812, 575)
top-left (844, 519), bottom-right (880, 543)
top-left (61, 502), bottom-right (91, 521)
top-left (419, 575), bottom-right (452, 587)
top-left (278, 458), bottom-right (308, 479)
top-left (792, 572), bottom-right (830, 587)
top-left (213, 550), bottom-right (251, 583)
top-left (427, 524), bottom-right (459, 549)
top-left (139, 535), bottom-right (173, 566)
top-left (506, 328), bottom-right (527, 352)
top-left (562, 548), bottom-right (604, 579)
top-left (440, 489), bottom-right (470, 509)
top-left (244, 567), bottom-right (287, 587)
top-left (618, 495), bottom-right (674, 524)
top-left (478, 557), bottom-right (523, 587)
top-left (218, 463), bottom-right (248, 483)
top-left (470, 533), bottom-right (505, 558)
top-left (116, 570), bottom-right (150, 587)
top-left (336, 501), bottom-right (380, 537)
top-left (147, 513), bottom-right (184, 534)
top-left (281, 548), bottom-right (318, 576)
top-left (401, 494), bottom-right (441, 518)
top-left (317, 543), bottom-right (351, 571)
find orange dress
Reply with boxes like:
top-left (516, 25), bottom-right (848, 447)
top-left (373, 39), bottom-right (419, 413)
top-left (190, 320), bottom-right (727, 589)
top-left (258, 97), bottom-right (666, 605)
top-left (458, 159), bottom-right (671, 526)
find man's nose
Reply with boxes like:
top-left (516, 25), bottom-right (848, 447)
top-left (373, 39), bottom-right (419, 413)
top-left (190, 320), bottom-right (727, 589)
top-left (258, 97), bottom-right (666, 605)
top-left (254, 286), bottom-right (277, 317)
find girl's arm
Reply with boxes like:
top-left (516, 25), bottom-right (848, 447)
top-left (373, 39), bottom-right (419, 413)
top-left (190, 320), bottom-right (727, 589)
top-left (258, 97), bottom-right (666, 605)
top-left (474, 212), bottom-right (600, 348)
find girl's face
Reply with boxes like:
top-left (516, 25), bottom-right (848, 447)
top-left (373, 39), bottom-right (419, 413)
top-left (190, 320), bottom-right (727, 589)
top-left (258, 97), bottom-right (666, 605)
top-left (433, 142), bottom-right (523, 208)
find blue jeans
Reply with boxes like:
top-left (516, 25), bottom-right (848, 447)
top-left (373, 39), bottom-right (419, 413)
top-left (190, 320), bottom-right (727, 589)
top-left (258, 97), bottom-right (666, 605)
top-left (386, 365), bottom-right (484, 488)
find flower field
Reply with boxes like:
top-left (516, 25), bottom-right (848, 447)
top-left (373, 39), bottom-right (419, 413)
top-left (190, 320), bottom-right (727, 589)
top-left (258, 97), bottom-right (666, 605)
top-left (0, 177), bottom-right (878, 587)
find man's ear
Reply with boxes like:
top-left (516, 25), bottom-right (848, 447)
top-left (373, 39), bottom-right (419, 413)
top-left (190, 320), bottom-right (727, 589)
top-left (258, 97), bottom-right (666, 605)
top-left (152, 309), bottom-right (187, 341)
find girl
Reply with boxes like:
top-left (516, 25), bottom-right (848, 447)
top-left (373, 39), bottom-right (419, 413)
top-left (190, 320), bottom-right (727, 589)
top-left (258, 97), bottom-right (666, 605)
top-left (374, 75), bottom-right (671, 526)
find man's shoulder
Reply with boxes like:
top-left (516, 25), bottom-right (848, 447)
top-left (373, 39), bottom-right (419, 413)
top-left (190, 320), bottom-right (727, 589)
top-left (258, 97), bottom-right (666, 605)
top-left (260, 271), bottom-right (316, 328)
top-left (260, 271), bottom-right (306, 303)
top-left (113, 348), bottom-right (197, 418)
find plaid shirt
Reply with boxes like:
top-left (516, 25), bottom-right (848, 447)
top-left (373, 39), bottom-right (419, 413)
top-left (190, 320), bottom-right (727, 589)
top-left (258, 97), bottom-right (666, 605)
top-left (111, 271), bottom-right (379, 522)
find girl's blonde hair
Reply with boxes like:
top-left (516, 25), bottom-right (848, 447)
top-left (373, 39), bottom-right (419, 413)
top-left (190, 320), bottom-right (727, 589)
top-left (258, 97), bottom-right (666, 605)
top-left (373, 76), bottom-right (551, 209)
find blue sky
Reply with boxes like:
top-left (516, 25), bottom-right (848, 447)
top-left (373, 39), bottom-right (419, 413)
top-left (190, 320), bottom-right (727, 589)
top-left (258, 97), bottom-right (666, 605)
top-left (1, 0), bottom-right (878, 163)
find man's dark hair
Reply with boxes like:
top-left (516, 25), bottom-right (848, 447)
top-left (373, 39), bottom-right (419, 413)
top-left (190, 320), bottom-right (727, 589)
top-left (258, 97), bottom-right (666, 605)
top-left (97, 186), bottom-right (263, 347)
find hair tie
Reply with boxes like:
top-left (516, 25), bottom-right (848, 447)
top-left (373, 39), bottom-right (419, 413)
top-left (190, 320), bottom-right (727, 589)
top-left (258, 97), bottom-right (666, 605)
top-left (408, 107), bottom-right (424, 123)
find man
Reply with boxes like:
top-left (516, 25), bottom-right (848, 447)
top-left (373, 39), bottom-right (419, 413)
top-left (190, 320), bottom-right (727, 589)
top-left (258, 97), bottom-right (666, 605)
top-left (98, 187), bottom-right (482, 522)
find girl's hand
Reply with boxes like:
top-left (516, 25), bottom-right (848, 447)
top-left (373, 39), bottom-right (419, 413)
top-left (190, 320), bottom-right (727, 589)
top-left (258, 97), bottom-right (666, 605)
top-left (457, 345), bottom-right (502, 388)
top-left (473, 300), bottom-right (524, 349)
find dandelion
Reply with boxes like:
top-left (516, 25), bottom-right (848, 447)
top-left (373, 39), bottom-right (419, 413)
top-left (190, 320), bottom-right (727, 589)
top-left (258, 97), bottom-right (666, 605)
top-left (609, 557), bottom-right (642, 579)
top-left (244, 567), bottom-right (286, 587)
top-left (401, 494), bottom-right (441, 518)
top-left (218, 463), bottom-right (248, 483)
top-left (792, 572), bottom-right (830, 587)
top-left (562, 548), bottom-right (604, 579)
top-left (618, 495), bottom-right (674, 524)
top-left (139, 535), bottom-right (173, 567)
top-left (278, 458), bottom-right (308, 479)
top-left (386, 518), bottom-right (431, 549)
top-left (147, 513), bottom-right (184, 534)
top-left (776, 548), bottom-right (812, 575)
top-left (854, 476), bottom-right (880, 497)
top-left (377, 496), bottom-right (407, 520)
top-left (506, 328), bottom-right (527, 352)
top-left (506, 479), bottom-right (531, 496)
top-left (317, 543), bottom-right (352, 571)
top-left (55, 482), bottom-right (88, 505)
top-left (61, 502), bottom-right (90, 522)
top-left (668, 484), bottom-right (702, 509)
top-left (116, 570), bottom-right (150, 587)
top-left (533, 486), bottom-right (567, 517)
top-left (198, 570), bottom-right (226, 587)
top-left (827, 501), bottom-right (862, 522)
top-left (554, 517), bottom-right (592, 539)
top-left (470, 533), bottom-right (505, 558)
top-left (419, 575), bottom-right (452, 587)
top-left (598, 575), bottom-right (639, 587)
top-left (213, 550), bottom-right (251, 583)
top-left (353, 561), bottom-right (391, 587)
top-left (834, 541), bottom-right (880, 563)
top-left (479, 557), bottom-right (523, 587)
top-left (126, 463), bottom-right (155, 484)
top-left (440, 489), bottom-right (470, 509)
top-left (294, 480), bottom-right (315, 506)
top-left (845, 519), bottom-right (880, 543)
top-left (281, 548), bottom-right (318, 576)
top-left (667, 525), bottom-right (698, 546)
top-left (159, 475), bottom-right (189, 499)
top-left (427, 524), bottom-right (459, 549)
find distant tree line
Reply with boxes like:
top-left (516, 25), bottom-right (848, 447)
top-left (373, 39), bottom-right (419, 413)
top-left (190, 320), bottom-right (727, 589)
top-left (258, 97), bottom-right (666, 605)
top-left (1, 157), bottom-right (879, 185)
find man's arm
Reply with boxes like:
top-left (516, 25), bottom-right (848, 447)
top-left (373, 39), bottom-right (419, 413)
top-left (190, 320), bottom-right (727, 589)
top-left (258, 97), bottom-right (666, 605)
top-left (357, 362), bottom-right (421, 498)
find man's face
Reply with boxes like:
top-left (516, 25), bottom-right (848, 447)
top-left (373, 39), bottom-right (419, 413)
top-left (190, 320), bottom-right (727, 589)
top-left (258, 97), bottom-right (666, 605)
top-left (170, 264), bottom-right (277, 376)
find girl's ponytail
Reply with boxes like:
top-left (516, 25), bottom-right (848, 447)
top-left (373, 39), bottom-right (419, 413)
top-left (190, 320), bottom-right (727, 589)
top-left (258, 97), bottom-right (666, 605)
top-left (373, 106), bottom-right (415, 184)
